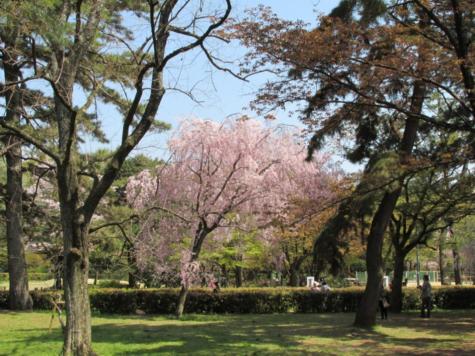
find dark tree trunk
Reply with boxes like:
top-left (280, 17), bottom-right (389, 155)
top-left (128, 272), bottom-right (137, 289)
top-left (453, 247), bottom-right (462, 285)
top-left (2, 32), bottom-right (32, 310)
top-left (55, 94), bottom-right (93, 355)
top-left (439, 232), bottom-right (447, 285)
top-left (247, 270), bottom-right (257, 284)
top-left (235, 266), bottom-right (243, 288)
top-left (126, 244), bottom-right (137, 288)
top-left (289, 256), bottom-right (307, 287)
top-left (63, 249), bottom-right (91, 356)
top-left (60, 207), bottom-right (93, 355)
top-left (55, 274), bottom-right (63, 290)
top-left (54, 256), bottom-right (63, 290)
top-left (289, 267), bottom-right (300, 287)
top-left (5, 137), bottom-right (32, 310)
top-left (354, 44), bottom-right (426, 326)
top-left (354, 189), bottom-right (400, 327)
top-left (390, 249), bottom-right (406, 313)
top-left (221, 264), bottom-right (228, 287)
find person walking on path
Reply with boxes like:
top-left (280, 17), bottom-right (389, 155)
top-left (420, 274), bottom-right (432, 318)
top-left (378, 282), bottom-right (389, 320)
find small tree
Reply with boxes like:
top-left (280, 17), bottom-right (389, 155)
top-left (389, 165), bottom-right (475, 312)
top-left (127, 118), bottom-right (334, 316)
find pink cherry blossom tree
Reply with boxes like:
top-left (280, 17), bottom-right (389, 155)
top-left (127, 118), bottom-right (335, 316)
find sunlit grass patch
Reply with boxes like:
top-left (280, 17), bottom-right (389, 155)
top-left (1, 310), bottom-right (474, 355)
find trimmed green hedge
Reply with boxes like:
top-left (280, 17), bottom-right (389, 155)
top-left (433, 287), bottom-right (475, 309)
top-left (1, 286), bottom-right (474, 313)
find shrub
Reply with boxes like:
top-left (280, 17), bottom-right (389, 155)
top-left (0, 290), bottom-right (58, 310)
top-left (1, 286), bottom-right (474, 313)
top-left (0, 290), bottom-right (7, 308)
top-left (433, 287), bottom-right (475, 309)
top-left (402, 288), bottom-right (420, 310)
top-left (94, 280), bottom-right (129, 289)
top-left (25, 253), bottom-right (51, 273)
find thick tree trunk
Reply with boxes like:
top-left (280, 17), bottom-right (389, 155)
top-left (390, 249), bottom-right (406, 313)
top-left (49, 59), bottom-right (94, 353)
top-left (289, 255), bottom-right (308, 287)
top-left (2, 33), bottom-right (32, 310)
top-left (56, 98), bottom-right (93, 354)
top-left (5, 137), bottom-right (32, 310)
top-left (289, 267), bottom-right (300, 287)
top-left (63, 261), bottom-right (92, 355)
top-left (235, 266), bottom-right (243, 288)
top-left (354, 189), bottom-right (400, 327)
top-left (128, 272), bottom-right (137, 289)
top-left (61, 210), bottom-right (93, 356)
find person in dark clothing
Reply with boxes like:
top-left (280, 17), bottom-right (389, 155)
top-left (420, 274), bottom-right (432, 318)
top-left (378, 282), bottom-right (389, 320)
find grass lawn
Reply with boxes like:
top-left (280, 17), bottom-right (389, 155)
top-left (1, 310), bottom-right (474, 355)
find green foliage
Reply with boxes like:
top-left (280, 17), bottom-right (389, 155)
top-left (2, 286), bottom-right (474, 313)
top-left (330, 0), bottom-right (387, 24)
top-left (330, 0), bottom-right (358, 22)
top-left (25, 253), bottom-right (51, 273)
top-left (94, 280), bottom-right (129, 289)
top-left (434, 287), bottom-right (475, 309)
top-left (116, 154), bottom-right (161, 183)
top-left (203, 229), bottom-right (266, 273)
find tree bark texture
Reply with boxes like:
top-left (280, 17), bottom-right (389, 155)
top-left (176, 228), bottom-right (208, 317)
top-left (354, 75), bottom-right (426, 327)
top-left (2, 31), bottom-right (32, 310)
top-left (354, 189), bottom-right (401, 327)
top-left (126, 243), bottom-right (137, 288)
top-left (439, 233), bottom-right (447, 285)
top-left (289, 256), bottom-right (307, 287)
top-left (289, 267), bottom-right (300, 287)
top-left (5, 137), bottom-right (32, 310)
top-left (453, 247), bottom-right (462, 285)
top-left (58, 167), bottom-right (93, 355)
top-left (390, 249), bottom-right (406, 313)
top-left (235, 266), bottom-right (243, 288)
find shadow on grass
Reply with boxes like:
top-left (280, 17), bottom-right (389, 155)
top-left (17, 311), bottom-right (475, 355)
top-left (385, 311), bottom-right (475, 334)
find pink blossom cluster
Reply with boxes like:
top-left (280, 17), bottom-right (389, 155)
top-left (126, 118), bottom-right (338, 287)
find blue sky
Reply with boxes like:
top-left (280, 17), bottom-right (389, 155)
top-left (85, 1), bottom-right (350, 165)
